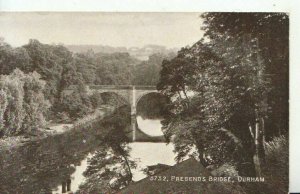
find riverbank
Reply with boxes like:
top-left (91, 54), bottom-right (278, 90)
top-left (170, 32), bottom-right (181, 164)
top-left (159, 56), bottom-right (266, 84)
top-left (0, 106), bottom-right (115, 151)
top-left (0, 124), bottom-right (76, 151)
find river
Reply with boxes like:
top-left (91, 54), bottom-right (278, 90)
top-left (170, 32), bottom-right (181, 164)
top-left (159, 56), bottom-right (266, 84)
top-left (0, 109), bottom-right (176, 194)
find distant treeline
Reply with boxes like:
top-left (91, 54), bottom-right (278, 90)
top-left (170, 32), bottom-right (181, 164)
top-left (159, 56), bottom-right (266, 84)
top-left (66, 44), bottom-right (178, 60)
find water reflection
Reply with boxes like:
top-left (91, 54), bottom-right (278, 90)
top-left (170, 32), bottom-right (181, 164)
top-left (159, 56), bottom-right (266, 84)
top-left (0, 102), bottom-right (176, 193)
top-left (0, 124), bottom-right (103, 194)
top-left (52, 154), bottom-right (91, 193)
top-left (136, 116), bottom-right (164, 137)
top-left (0, 105), bottom-right (130, 194)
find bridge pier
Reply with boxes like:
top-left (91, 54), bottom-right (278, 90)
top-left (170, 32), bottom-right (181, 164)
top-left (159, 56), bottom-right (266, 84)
top-left (131, 114), bottom-right (136, 142)
top-left (131, 86), bottom-right (136, 141)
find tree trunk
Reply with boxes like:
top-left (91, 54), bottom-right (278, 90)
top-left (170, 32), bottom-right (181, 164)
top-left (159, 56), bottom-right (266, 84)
top-left (253, 115), bottom-right (262, 176)
top-left (193, 132), bottom-right (208, 167)
top-left (123, 154), bottom-right (133, 181)
top-left (251, 37), bottom-right (267, 177)
top-left (253, 111), bottom-right (266, 177)
top-left (177, 90), bottom-right (189, 110)
top-left (115, 144), bottom-right (133, 184)
top-left (182, 87), bottom-right (189, 101)
top-left (177, 91), bottom-right (183, 101)
top-left (119, 147), bottom-right (133, 183)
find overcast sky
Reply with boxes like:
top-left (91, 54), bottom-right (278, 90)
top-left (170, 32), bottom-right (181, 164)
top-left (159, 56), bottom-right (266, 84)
top-left (0, 12), bottom-right (204, 48)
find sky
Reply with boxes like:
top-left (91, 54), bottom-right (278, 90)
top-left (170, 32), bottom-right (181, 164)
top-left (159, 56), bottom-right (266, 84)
top-left (0, 12), bottom-right (204, 48)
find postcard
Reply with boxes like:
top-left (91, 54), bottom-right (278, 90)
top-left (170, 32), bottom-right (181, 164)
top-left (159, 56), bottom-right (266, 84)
top-left (0, 4), bottom-right (293, 194)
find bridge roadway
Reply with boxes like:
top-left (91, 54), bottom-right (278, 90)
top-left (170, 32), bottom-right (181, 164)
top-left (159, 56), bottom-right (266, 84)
top-left (63, 85), bottom-right (164, 142)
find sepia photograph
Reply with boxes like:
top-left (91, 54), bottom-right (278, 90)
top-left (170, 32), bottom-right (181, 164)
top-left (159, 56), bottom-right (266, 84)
top-left (0, 11), bottom-right (289, 193)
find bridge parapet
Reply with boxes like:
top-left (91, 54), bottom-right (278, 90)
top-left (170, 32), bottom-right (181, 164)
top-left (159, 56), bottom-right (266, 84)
top-left (65, 85), bottom-right (157, 90)
top-left (89, 85), bottom-right (133, 90)
top-left (135, 85), bottom-right (157, 90)
top-left (88, 85), bottom-right (156, 90)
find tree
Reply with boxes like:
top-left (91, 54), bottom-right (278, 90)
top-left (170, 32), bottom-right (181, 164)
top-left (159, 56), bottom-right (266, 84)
top-left (0, 69), bottom-right (25, 136)
top-left (200, 12), bottom-right (288, 176)
top-left (78, 105), bottom-right (136, 193)
top-left (22, 39), bottom-right (79, 108)
top-left (0, 69), bottom-right (50, 136)
top-left (73, 53), bottom-right (97, 84)
top-left (0, 43), bottom-right (32, 75)
top-left (158, 13), bottom-right (288, 180)
top-left (0, 89), bottom-right (8, 134)
top-left (22, 71), bottom-right (50, 132)
top-left (133, 53), bottom-right (175, 86)
top-left (58, 84), bottom-right (92, 120)
top-left (78, 145), bottom-right (135, 193)
top-left (93, 52), bottom-right (137, 85)
top-left (159, 41), bottom-right (242, 168)
top-left (201, 12), bottom-right (289, 138)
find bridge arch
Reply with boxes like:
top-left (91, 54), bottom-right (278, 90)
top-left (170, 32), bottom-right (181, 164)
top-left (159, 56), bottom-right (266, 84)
top-left (134, 92), bottom-right (170, 140)
top-left (135, 92), bottom-right (168, 117)
top-left (135, 91), bottom-right (160, 108)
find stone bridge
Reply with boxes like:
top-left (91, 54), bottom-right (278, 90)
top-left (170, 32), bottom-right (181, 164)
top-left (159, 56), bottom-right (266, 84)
top-left (63, 85), bottom-right (164, 142)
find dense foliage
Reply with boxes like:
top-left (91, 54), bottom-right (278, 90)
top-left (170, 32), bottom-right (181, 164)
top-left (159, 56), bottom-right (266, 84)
top-left (158, 13), bottom-right (288, 193)
top-left (133, 53), bottom-right (176, 85)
